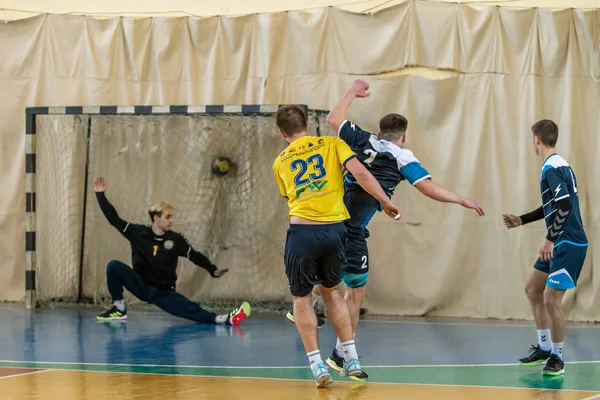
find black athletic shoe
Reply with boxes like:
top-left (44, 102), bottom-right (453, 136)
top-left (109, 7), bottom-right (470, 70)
top-left (519, 345), bottom-right (551, 366)
top-left (326, 350), bottom-right (344, 372)
top-left (542, 354), bottom-right (565, 376)
top-left (97, 306), bottom-right (127, 321)
top-left (326, 350), bottom-right (369, 380)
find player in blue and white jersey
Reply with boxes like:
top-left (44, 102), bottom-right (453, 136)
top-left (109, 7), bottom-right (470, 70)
top-left (322, 79), bottom-right (484, 373)
top-left (503, 119), bottom-right (587, 376)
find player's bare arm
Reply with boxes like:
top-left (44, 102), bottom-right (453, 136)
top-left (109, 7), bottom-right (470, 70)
top-left (345, 157), bottom-right (402, 220)
top-left (326, 79), bottom-right (370, 133)
top-left (414, 179), bottom-right (484, 216)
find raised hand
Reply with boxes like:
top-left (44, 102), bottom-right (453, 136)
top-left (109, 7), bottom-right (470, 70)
top-left (350, 79), bottom-right (370, 98)
top-left (94, 176), bottom-right (107, 192)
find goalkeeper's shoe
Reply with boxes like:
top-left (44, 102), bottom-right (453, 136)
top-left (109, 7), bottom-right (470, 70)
top-left (227, 301), bottom-right (251, 326)
top-left (97, 306), bottom-right (127, 321)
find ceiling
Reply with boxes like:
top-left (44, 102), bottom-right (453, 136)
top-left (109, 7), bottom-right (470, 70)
top-left (1, 0), bottom-right (598, 20)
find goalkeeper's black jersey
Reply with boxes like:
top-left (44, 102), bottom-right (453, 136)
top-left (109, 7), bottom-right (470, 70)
top-left (95, 192), bottom-right (217, 289)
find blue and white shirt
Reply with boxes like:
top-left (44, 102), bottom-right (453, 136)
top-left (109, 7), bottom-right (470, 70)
top-left (541, 154), bottom-right (587, 246)
top-left (338, 120), bottom-right (430, 196)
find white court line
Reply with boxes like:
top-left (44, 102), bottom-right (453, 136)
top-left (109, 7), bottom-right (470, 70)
top-left (581, 395), bottom-right (600, 400)
top-left (0, 369), bottom-right (53, 380)
top-left (0, 360), bottom-right (308, 369)
top-left (1, 367), bottom-right (597, 394)
top-left (0, 359), bottom-right (599, 369)
top-left (1, 362), bottom-right (599, 394)
top-left (362, 360), bottom-right (600, 368)
top-left (359, 319), bottom-right (600, 329)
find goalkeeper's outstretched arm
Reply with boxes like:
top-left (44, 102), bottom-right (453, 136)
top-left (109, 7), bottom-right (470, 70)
top-left (176, 234), bottom-right (229, 278)
top-left (94, 176), bottom-right (131, 236)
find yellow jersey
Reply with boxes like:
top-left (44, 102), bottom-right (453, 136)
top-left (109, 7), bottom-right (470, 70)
top-left (273, 135), bottom-right (357, 222)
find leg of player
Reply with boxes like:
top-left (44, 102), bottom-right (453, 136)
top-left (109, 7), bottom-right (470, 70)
top-left (324, 285), bottom-right (365, 374)
top-left (343, 225), bottom-right (370, 333)
top-left (312, 285), bottom-right (322, 296)
top-left (319, 222), bottom-right (366, 381)
top-left (285, 288), bottom-right (327, 328)
top-left (319, 285), bottom-right (365, 380)
top-left (327, 221), bottom-right (370, 376)
top-left (284, 226), bottom-right (334, 388)
top-left (293, 292), bottom-right (332, 388)
top-left (97, 260), bottom-right (150, 321)
top-left (150, 290), bottom-right (251, 326)
top-left (538, 243), bottom-right (586, 376)
top-left (542, 288), bottom-right (566, 375)
top-left (518, 269), bottom-right (552, 366)
top-left (345, 285), bottom-right (365, 333)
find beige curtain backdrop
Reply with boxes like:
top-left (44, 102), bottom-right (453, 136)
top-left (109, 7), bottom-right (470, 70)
top-left (1, 0), bottom-right (599, 320)
top-left (2, 0), bottom-right (600, 20)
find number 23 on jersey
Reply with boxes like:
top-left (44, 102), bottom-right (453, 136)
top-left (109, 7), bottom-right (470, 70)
top-left (290, 154), bottom-right (327, 187)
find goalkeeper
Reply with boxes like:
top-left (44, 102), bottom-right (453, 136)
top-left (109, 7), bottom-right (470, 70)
top-left (93, 176), bottom-right (250, 326)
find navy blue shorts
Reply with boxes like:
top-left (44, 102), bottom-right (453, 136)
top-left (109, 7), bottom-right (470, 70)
top-left (284, 222), bottom-right (347, 297)
top-left (533, 242), bottom-right (587, 290)
top-left (341, 184), bottom-right (381, 288)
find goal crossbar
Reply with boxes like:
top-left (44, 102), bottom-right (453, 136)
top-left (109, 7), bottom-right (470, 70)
top-left (24, 104), bottom-right (327, 310)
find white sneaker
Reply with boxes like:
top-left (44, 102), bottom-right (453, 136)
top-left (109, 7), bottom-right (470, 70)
top-left (312, 362), bottom-right (333, 388)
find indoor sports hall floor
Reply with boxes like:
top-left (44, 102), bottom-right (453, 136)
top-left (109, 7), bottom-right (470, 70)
top-left (1, 304), bottom-right (599, 399)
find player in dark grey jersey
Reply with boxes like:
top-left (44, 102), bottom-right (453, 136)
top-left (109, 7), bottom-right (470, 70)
top-left (503, 120), bottom-right (587, 376)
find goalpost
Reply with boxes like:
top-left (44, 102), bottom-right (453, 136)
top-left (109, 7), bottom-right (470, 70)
top-left (25, 105), bottom-right (329, 311)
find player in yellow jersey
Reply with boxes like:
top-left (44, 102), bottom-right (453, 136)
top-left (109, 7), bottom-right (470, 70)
top-left (273, 105), bottom-right (402, 388)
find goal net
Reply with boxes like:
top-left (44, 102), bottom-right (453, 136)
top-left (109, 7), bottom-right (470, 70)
top-left (26, 106), bottom-right (329, 312)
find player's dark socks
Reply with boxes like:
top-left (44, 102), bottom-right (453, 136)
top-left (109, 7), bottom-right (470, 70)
top-left (542, 354), bottom-right (565, 376)
top-left (519, 345), bottom-right (551, 366)
top-left (97, 306), bottom-right (127, 321)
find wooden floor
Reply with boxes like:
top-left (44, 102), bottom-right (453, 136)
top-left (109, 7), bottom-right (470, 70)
top-left (1, 369), bottom-right (599, 400)
top-left (1, 306), bottom-right (600, 399)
